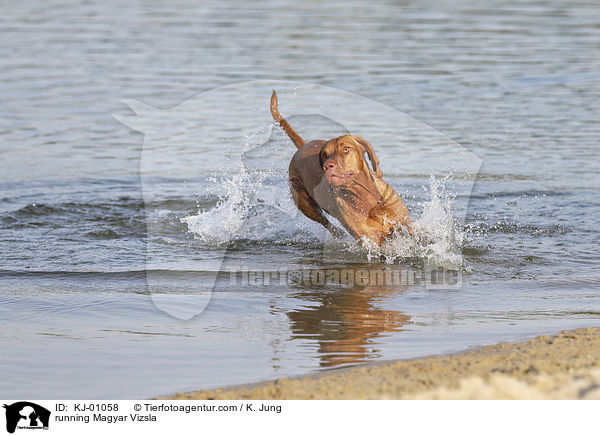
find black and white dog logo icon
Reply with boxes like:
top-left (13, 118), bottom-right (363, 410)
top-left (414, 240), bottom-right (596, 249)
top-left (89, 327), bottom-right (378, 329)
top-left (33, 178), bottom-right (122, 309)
top-left (3, 402), bottom-right (50, 433)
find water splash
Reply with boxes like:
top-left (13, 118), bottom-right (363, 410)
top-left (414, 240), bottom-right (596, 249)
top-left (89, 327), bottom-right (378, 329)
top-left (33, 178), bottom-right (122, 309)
top-left (181, 163), bottom-right (312, 246)
top-left (372, 176), bottom-right (465, 269)
top-left (182, 172), bottom-right (252, 246)
top-left (183, 168), bottom-right (465, 269)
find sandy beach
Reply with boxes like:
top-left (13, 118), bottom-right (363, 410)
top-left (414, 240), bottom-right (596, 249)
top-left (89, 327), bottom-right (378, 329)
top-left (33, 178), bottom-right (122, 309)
top-left (166, 328), bottom-right (600, 400)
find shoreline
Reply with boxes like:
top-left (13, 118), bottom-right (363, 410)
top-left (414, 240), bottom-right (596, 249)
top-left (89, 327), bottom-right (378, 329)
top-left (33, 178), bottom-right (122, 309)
top-left (165, 327), bottom-right (600, 400)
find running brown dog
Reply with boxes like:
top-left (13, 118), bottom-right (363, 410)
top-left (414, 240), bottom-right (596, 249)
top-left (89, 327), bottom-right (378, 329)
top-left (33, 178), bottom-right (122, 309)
top-left (270, 91), bottom-right (412, 246)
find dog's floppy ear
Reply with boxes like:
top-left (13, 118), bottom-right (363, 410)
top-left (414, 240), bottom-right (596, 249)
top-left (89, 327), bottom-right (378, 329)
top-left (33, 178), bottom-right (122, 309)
top-left (353, 136), bottom-right (383, 178)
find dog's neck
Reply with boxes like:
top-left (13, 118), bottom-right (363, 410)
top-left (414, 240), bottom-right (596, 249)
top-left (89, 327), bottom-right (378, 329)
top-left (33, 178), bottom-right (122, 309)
top-left (331, 172), bottom-right (402, 244)
top-left (334, 173), bottom-right (385, 222)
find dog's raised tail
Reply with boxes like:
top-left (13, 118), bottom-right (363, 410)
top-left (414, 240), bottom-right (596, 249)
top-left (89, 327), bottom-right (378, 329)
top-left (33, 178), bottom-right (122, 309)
top-left (270, 90), bottom-right (305, 149)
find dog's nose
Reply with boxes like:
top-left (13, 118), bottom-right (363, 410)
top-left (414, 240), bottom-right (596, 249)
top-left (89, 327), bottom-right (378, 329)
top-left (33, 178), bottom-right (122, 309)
top-left (324, 162), bottom-right (335, 171)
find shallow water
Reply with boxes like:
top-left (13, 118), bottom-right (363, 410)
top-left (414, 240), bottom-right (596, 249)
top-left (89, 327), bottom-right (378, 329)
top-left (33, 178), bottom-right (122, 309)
top-left (1, 0), bottom-right (599, 398)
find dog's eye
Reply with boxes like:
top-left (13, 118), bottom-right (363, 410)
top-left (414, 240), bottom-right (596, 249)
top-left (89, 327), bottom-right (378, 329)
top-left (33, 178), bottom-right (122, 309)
top-left (343, 147), bottom-right (350, 153)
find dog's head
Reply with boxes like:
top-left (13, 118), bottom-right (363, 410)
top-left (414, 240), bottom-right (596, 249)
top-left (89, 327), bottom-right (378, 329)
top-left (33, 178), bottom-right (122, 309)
top-left (319, 135), bottom-right (383, 189)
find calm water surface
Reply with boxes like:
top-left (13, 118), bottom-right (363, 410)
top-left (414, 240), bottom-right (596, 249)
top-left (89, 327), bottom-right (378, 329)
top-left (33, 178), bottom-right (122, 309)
top-left (1, 0), bottom-right (599, 398)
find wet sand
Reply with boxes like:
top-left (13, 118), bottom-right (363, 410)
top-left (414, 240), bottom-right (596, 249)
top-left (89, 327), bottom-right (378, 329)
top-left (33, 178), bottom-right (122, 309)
top-left (166, 328), bottom-right (600, 400)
